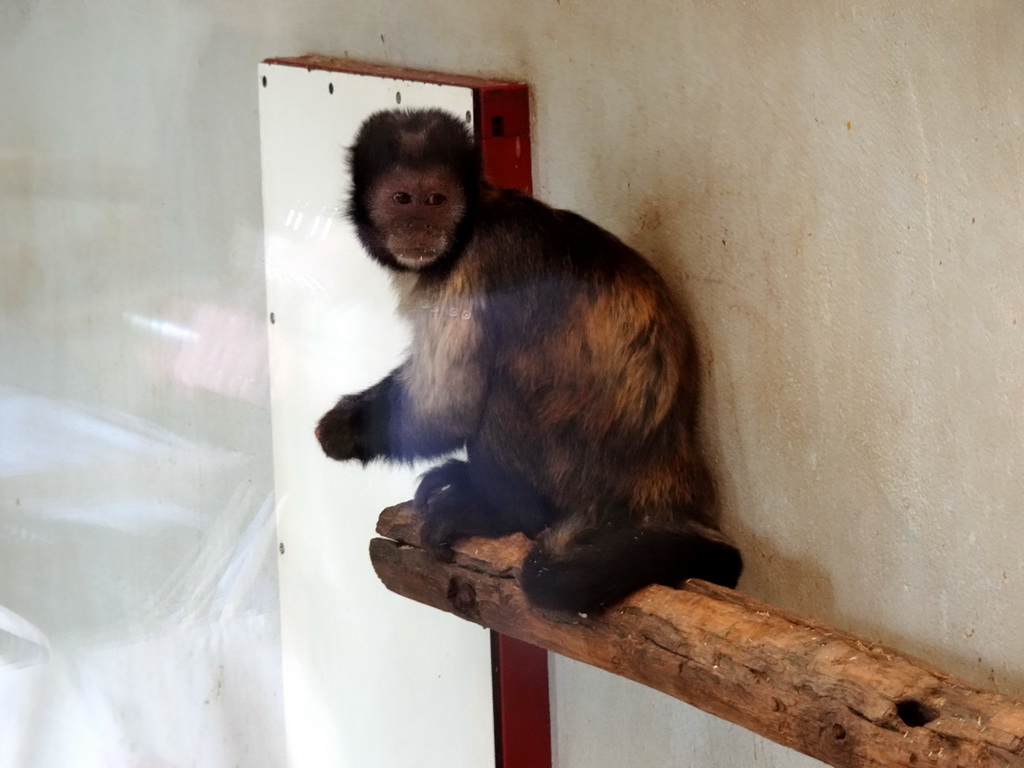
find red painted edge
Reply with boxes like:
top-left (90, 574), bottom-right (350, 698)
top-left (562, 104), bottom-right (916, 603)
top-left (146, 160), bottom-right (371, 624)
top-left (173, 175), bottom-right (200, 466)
top-left (477, 85), bottom-right (533, 196)
top-left (476, 83), bottom-right (551, 768)
top-left (266, 56), bottom-right (551, 768)
top-left (492, 634), bottom-right (553, 768)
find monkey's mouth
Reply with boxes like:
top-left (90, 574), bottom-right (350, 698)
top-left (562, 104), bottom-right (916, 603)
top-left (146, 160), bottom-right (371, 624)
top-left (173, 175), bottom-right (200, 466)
top-left (397, 249), bottom-right (439, 262)
top-left (392, 250), bottom-right (441, 270)
top-left (389, 238), bottom-right (449, 269)
top-left (384, 230), bottom-right (451, 269)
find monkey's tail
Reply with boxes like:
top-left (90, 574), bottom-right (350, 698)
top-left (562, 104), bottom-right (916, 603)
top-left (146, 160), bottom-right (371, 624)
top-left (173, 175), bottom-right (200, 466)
top-left (519, 523), bottom-right (742, 615)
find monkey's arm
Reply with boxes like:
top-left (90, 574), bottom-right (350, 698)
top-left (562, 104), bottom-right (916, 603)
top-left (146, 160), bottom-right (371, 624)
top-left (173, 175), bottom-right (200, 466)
top-left (316, 361), bottom-right (484, 464)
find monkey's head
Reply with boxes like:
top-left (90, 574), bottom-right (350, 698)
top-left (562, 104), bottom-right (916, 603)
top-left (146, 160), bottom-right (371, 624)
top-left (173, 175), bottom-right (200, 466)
top-left (348, 109), bottom-right (481, 272)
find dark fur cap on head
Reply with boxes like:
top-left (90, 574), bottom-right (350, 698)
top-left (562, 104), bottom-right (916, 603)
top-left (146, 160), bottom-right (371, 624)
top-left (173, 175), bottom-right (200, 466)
top-left (347, 108), bottom-right (482, 223)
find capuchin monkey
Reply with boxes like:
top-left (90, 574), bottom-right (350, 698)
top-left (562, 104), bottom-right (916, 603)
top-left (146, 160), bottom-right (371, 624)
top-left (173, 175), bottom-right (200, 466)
top-left (316, 108), bottom-right (742, 614)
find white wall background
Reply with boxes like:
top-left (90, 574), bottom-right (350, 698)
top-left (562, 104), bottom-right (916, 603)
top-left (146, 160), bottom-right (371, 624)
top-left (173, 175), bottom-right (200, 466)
top-left (2, 1), bottom-right (1022, 767)
top-left (258, 64), bottom-right (494, 768)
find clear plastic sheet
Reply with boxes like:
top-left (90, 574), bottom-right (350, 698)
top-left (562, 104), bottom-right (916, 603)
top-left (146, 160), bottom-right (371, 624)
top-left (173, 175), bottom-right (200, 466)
top-left (0, 382), bottom-right (283, 766)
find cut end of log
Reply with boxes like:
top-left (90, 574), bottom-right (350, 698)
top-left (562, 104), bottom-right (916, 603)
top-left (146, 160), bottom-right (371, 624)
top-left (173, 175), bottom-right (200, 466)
top-left (370, 502), bottom-right (1024, 768)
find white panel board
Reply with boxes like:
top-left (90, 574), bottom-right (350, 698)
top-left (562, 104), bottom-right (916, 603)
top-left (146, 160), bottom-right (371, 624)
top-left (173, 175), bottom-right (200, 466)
top-left (257, 63), bottom-right (493, 768)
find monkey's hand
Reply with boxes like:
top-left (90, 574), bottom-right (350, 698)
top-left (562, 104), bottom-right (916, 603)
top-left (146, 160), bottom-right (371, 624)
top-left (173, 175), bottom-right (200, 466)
top-left (414, 462), bottom-right (493, 562)
top-left (315, 395), bottom-right (368, 462)
top-left (316, 369), bottom-right (465, 464)
top-left (416, 473), bottom-right (468, 561)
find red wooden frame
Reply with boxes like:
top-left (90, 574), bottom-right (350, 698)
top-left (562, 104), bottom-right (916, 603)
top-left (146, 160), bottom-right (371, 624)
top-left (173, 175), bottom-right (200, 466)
top-left (474, 82), bottom-right (550, 768)
top-left (265, 56), bottom-right (551, 768)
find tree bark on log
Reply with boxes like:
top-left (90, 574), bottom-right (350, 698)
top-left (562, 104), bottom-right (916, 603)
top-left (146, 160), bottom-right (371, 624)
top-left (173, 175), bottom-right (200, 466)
top-left (369, 503), bottom-right (1024, 768)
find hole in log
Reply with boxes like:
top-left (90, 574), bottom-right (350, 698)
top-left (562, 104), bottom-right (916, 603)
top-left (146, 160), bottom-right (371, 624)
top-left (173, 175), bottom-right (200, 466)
top-left (896, 699), bottom-right (940, 727)
top-left (446, 577), bottom-right (479, 619)
top-left (831, 723), bottom-right (846, 740)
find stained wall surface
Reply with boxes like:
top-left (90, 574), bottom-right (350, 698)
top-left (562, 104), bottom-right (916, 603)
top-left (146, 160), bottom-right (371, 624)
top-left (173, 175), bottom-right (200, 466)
top-left (3, 1), bottom-right (1021, 767)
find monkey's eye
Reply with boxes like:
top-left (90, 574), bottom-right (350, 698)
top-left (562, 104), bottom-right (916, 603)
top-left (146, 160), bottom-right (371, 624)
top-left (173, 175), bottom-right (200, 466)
top-left (425, 193), bottom-right (447, 206)
top-left (392, 192), bottom-right (413, 204)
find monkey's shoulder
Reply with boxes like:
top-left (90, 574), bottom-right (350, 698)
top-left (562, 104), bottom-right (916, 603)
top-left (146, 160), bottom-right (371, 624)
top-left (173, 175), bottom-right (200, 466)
top-left (471, 188), bottom-right (677, 314)
top-left (476, 187), bottom-right (608, 239)
top-left (474, 188), bottom-right (650, 273)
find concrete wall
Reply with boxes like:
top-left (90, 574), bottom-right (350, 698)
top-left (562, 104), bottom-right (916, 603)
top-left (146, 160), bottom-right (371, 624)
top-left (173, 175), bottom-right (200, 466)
top-left (4, 0), bottom-right (1021, 766)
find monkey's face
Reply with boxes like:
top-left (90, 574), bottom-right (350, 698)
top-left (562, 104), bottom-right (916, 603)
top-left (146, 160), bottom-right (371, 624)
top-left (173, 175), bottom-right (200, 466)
top-left (366, 165), bottom-right (466, 270)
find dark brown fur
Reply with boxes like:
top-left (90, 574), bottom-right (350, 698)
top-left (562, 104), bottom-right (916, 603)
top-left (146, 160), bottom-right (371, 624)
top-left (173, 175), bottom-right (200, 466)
top-left (316, 108), bottom-right (741, 613)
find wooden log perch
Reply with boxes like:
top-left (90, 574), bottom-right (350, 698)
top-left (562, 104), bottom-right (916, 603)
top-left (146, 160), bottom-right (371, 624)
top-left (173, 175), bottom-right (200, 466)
top-left (370, 503), bottom-right (1024, 768)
